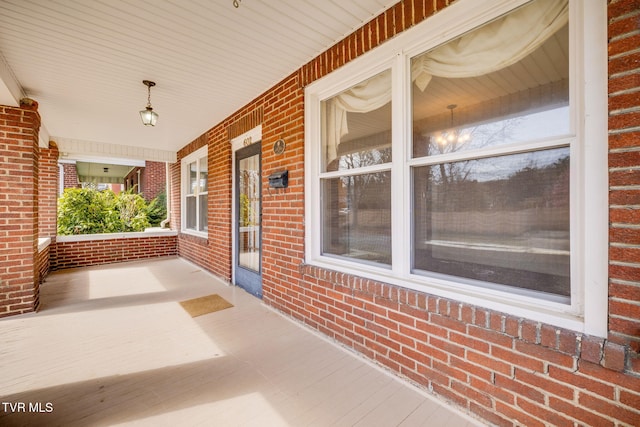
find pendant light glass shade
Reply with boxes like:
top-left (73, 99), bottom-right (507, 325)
top-left (140, 106), bottom-right (158, 126)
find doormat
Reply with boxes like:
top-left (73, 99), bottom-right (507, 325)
top-left (180, 294), bottom-right (233, 317)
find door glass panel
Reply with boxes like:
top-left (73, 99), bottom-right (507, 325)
top-left (238, 153), bottom-right (260, 272)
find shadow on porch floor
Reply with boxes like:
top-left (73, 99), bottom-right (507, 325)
top-left (0, 257), bottom-right (483, 426)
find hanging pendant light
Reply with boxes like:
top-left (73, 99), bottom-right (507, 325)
top-left (435, 104), bottom-right (471, 146)
top-left (139, 80), bottom-right (158, 126)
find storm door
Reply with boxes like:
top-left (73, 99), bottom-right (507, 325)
top-left (234, 142), bottom-right (262, 297)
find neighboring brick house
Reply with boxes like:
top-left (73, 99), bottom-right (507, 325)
top-left (60, 161), bottom-right (80, 190)
top-left (0, 0), bottom-right (638, 426)
top-left (60, 160), bottom-right (165, 201)
top-left (124, 161), bottom-right (166, 202)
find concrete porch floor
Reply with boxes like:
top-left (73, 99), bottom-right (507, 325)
top-left (0, 257), bottom-right (483, 426)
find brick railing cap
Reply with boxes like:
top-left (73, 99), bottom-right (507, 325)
top-left (56, 229), bottom-right (177, 242)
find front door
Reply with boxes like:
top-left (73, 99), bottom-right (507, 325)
top-left (234, 142), bottom-right (262, 297)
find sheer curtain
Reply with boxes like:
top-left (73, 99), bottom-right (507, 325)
top-left (323, 0), bottom-right (568, 165)
top-left (324, 70), bottom-right (391, 164)
top-left (411, 0), bottom-right (568, 91)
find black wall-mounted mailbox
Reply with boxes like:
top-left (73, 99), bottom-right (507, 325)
top-left (268, 170), bottom-right (288, 189)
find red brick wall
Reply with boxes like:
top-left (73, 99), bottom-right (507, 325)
top-left (607, 0), bottom-right (640, 360)
top-left (35, 142), bottom-right (58, 302)
top-left (294, 269), bottom-right (640, 426)
top-left (261, 75), bottom-right (305, 312)
top-left (38, 142), bottom-right (59, 239)
top-left (36, 243), bottom-right (50, 284)
top-left (0, 100), bottom-right (41, 317)
top-left (61, 162), bottom-right (79, 189)
top-left (176, 234), bottom-right (212, 274)
top-left (142, 161), bottom-right (165, 201)
top-left (123, 163), bottom-right (166, 201)
top-left (174, 131), bottom-right (233, 282)
top-left (173, 1), bottom-right (640, 425)
top-left (52, 235), bottom-right (177, 270)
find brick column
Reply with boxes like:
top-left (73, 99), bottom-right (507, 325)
top-left (0, 99), bottom-right (41, 317)
top-left (38, 141), bottom-right (59, 238)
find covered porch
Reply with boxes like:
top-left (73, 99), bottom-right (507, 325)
top-left (0, 257), bottom-right (480, 426)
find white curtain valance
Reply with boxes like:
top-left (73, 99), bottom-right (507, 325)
top-left (325, 70), bottom-right (391, 163)
top-left (412, 0), bottom-right (568, 91)
top-left (324, 0), bottom-right (568, 165)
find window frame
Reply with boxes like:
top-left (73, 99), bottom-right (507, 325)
top-left (304, 0), bottom-right (607, 336)
top-left (181, 145), bottom-right (208, 238)
top-left (319, 69), bottom-right (394, 268)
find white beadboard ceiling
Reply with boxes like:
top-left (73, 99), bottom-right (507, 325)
top-left (0, 0), bottom-right (397, 161)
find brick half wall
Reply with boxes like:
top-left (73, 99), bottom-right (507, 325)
top-left (52, 231), bottom-right (178, 270)
top-left (36, 239), bottom-right (51, 284)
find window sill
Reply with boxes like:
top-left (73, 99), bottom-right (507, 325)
top-left (180, 229), bottom-right (208, 240)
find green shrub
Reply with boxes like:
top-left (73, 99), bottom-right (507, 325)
top-left (146, 191), bottom-right (167, 227)
top-left (57, 188), bottom-right (153, 235)
top-left (115, 191), bottom-right (150, 232)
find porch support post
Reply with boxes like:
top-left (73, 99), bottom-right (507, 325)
top-left (0, 98), bottom-right (41, 317)
top-left (38, 141), bottom-right (59, 239)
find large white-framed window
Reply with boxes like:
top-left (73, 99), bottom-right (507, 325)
top-left (305, 0), bottom-right (607, 335)
top-left (181, 146), bottom-right (208, 237)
